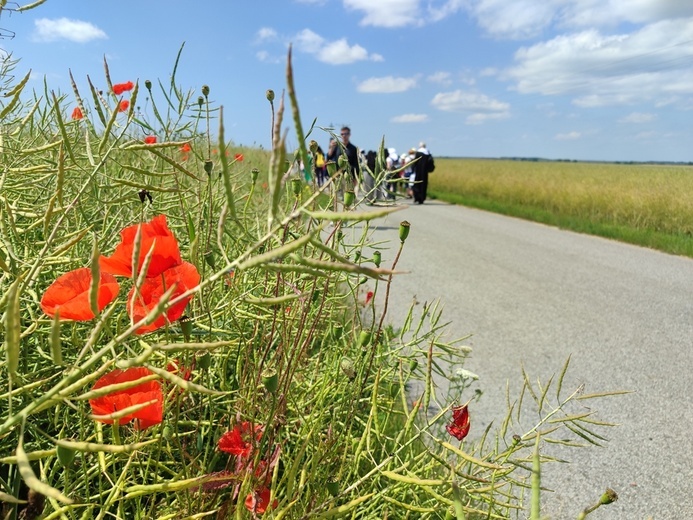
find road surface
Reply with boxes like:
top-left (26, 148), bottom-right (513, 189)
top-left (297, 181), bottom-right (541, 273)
top-left (366, 199), bottom-right (693, 519)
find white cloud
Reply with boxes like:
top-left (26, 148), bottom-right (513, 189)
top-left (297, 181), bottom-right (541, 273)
top-left (466, 0), bottom-right (693, 40)
top-left (32, 18), bottom-right (107, 43)
top-left (256, 27), bottom-right (279, 43)
top-left (619, 112), bottom-right (656, 123)
top-left (285, 29), bottom-right (381, 64)
top-left (431, 89), bottom-right (510, 124)
top-left (635, 131), bottom-right (657, 139)
top-left (506, 18), bottom-right (693, 106)
top-left (428, 71), bottom-right (452, 85)
top-left (555, 131), bottom-right (581, 140)
top-left (344, 0), bottom-right (421, 28)
top-left (391, 113), bottom-right (429, 123)
top-left (357, 75), bottom-right (418, 93)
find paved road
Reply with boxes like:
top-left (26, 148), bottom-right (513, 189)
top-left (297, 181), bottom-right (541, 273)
top-left (367, 199), bottom-right (693, 519)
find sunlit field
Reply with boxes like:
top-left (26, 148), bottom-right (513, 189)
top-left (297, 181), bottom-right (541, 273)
top-left (429, 158), bottom-right (693, 257)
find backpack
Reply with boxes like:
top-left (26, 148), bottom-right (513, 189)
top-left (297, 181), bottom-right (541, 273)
top-left (427, 155), bottom-right (435, 173)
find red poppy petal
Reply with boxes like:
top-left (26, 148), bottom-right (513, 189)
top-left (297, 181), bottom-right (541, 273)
top-left (40, 268), bottom-right (119, 321)
top-left (89, 367), bottom-right (163, 428)
top-left (245, 487), bottom-right (276, 514)
top-left (128, 262), bottom-right (200, 334)
top-left (100, 215), bottom-right (182, 278)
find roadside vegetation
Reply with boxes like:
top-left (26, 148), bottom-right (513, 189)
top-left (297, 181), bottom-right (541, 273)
top-left (429, 158), bottom-right (693, 257)
top-left (0, 38), bottom-right (623, 520)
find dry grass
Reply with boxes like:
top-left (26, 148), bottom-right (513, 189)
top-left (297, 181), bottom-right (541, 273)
top-left (429, 158), bottom-right (693, 255)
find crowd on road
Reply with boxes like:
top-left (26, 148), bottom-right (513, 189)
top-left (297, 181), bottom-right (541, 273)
top-left (308, 126), bottom-right (436, 205)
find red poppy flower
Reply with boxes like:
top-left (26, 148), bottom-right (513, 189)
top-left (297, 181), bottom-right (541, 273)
top-left (234, 153), bottom-right (244, 162)
top-left (119, 100), bottom-right (129, 112)
top-left (365, 291), bottom-right (374, 305)
top-left (71, 107), bottom-right (83, 120)
top-left (218, 422), bottom-right (264, 458)
top-left (89, 367), bottom-right (163, 429)
top-left (446, 403), bottom-right (470, 441)
top-left (144, 136), bottom-right (157, 144)
top-left (180, 143), bottom-right (191, 153)
top-left (128, 262), bottom-right (200, 334)
top-left (100, 215), bottom-right (182, 278)
top-left (245, 486), bottom-right (277, 514)
top-left (112, 81), bottom-right (134, 95)
top-left (40, 268), bottom-right (120, 321)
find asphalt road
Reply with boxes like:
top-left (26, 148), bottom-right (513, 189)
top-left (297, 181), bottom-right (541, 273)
top-left (367, 199), bottom-right (693, 519)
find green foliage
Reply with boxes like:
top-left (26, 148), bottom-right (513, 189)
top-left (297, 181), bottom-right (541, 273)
top-left (0, 52), bottom-right (620, 519)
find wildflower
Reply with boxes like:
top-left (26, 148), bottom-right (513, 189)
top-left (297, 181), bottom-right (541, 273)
top-left (365, 291), bottom-right (374, 305)
top-left (245, 487), bottom-right (277, 515)
top-left (446, 403), bottom-right (470, 441)
top-left (144, 136), bottom-right (157, 144)
top-left (100, 215), bottom-right (182, 278)
top-left (112, 81), bottom-right (134, 95)
top-left (71, 107), bottom-right (83, 120)
top-left (128, 261), bottom-right (200, 334)
top-left (180, 143), bottom-right (192, 153)
top-left (89, 367), bottom-right (163, 429)
top-left (40, 268), bottom-right (120, 321)
top-left (218, 422), bottom-right (264, 458)
top-left (119, 100), bottom-right (129, 112)
top-left (234, 153), bottom-right (244, 162)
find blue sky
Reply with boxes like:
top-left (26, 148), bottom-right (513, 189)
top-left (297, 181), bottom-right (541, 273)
top-left (1, 0), bottom-right (692, 162)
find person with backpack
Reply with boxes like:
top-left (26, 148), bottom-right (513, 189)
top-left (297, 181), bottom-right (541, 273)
top-left (412, 142), bottom-right (435, 204)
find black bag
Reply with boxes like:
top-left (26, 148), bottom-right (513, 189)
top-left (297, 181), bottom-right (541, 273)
top-left (427, 155), bottom-right (435, 173)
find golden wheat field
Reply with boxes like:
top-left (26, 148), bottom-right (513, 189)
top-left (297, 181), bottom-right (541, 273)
top-left (429, 158), bottom-right (693, 238)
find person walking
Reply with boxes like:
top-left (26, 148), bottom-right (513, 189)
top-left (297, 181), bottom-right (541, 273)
top-left (412, 142), bottom-right (435, 204)
top-left (327, 126), bottom-right (360, 194)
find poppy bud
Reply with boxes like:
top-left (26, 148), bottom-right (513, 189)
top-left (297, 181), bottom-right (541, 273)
top-left (343, 190), bottom-right (355, 207)
top-left (163, 425), bottom-right (173, 440)
top-left (203, 250), bottom-right (215, 269)
top-left (332, 323), bottom-right (343, 340)
top-left (204, 160), bottom-right (213, 176)
top-left (201, 85), bottom-right (210, 97)
top-left (358, 330), bottom-right (371, 347)
top-left (338, 155), bottom-right (347, 169)
top-left (326, 161), bottom-right (337, 176)
top-left (309, 140), bottom-right (318, 154)
top-left (512, 434), bottom-right (522, 446)
top-left (354, 250), bottom-right (361, 262)
top-left (56, 444), bottom-right (76, 468)
top-left (251, 168), bottom-right (259, 183)
top-left (409, 358), bottom-right (418, 372)
top-left (340, 357), bottom-right (356, 379)
top-left (145, 79), bottom-right (152, 90)
top-left (198, 352), bottom-right (212, 370)
top-left (179, 315), bottom-right (193, 342)
top-left (372, 250), bottom-right (381, 267)
top-left (291, 178), bottom-right (302, 197)
top-left (262, 370), bottom-right (279, 394)
top-left (600, 488), bottom-right (618, 505)
top-left (326, 477), bottom-right (340, 497)
top-left (399, 221), bottom-right (411, 242)
top-left (198, 96), bottom-right (204, 108)
top-left (358, 276), bottom-right (367, 285)
top-left (266, 89), bottom-right (275, 102)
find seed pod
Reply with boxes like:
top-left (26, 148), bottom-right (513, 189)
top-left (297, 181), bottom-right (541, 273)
top-left (201, 85), bottom-right (210, 97)
top-left (291, 178), bottom-right (302, 196)
top-left (198, 352), bottom-right (212, 370)
top-left (326, 161), bottom-right (337, 176)
top-left (309, 140), bottom-right (318, 154)
top-left (262, 371), bottom-right (279, 394)
top-left (343, 190), bottom-right (355, 207)
top-left (399, 220), bottom-right (411, 242)
top-left (197, 96), bottom-right (204, 108)
top-left (56, 444), bottom-right (76, 468)
top-left (266, 89), bottom-right (275, 102)
top-left (204, 160), bottom-right (213, 176)
top-left (358, 331), bottom-right (371, 348)
top-left (326, 477), bottom-right (340, 497)
top-left (251, 168), bottom-right (259, 183)
top-left (372, 250), bottom-right (381, 267)
top-left (144, 80), bottom-right (152, 90)
top-left (179, 315), bottom-right (193, 342)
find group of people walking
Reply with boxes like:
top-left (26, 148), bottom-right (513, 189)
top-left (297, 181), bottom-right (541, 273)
top-left (312, 126), bottom-right (435, 205)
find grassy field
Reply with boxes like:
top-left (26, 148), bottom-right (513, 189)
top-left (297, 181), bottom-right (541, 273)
top-left (429, 158), bottom-right (693, 257)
